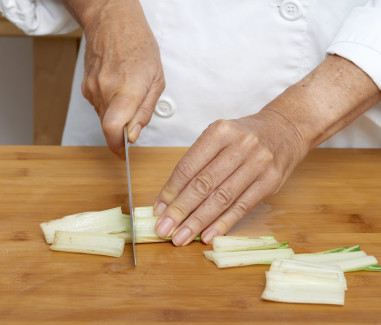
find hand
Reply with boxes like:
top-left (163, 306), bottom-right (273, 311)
top-left (68, 0), bottom-right (165, 155)
top-left (153, 54), bottom-right (381, 247)
top-left (154, 110), bottom-right (307, 246)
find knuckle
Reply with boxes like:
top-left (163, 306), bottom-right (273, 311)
top-left (81, 81), bottom-right (93, 103)
top-left (213, 187), bottom-right (233, 208)
top-left (161, 184), bottom-right (178, 202)
top-left (102, 116), bottom-right (120, 135)
top-left (232, 199), bottom-right (251, 217)
top-left (175, 160), bottom-right (194, 180)
top-left (216, 218), bottom-right (231, 234)
top-left (192, 173), bottom-right (214, 198)
top-left (137, 104), bottom-right (155, 126)
top-left (155, 74), bottom-right (166, 92)
top-left (241, 133), bottom-right (259, 148)
top-left (190, 214), bottom-right (208, 229)
top-left (211, 119), bottom-right (233, 135)
top-left (261, 148), bottom-right (274, 164)
top-left (170, 203), bottom-right (188, 220)
top-left (97, 72), bottom-right (114, 95)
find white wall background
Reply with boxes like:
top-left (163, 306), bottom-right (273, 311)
top-left (0, 37), bottom-right (33, 145)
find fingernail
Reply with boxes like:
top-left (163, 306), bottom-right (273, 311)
top-left (172, 227), bottom-right (192, 246)
top-left (154, 202), bottom-right (167, 217)
top-left (155, 217), bottom-right (175, 238)
top-left (202, 230), bottom-right (218, 245)
top-left (129, 124), bottom-right (142, 143)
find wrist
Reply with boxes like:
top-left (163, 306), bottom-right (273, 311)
top-left (254, 109), bottom-right (309, 166)
top-left (261, 55), bottom-right (381, 152)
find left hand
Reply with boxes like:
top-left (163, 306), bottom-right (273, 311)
top-left (153, 110), bottom-right (307, 246)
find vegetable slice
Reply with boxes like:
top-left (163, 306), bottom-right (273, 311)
top-left (113, 216), bottom-right (169, 243)
top-left (212, 235), bottom-right (288, 253)
top-left (293, 251), bottom-right (367, 264)
top-left (270, 259), bottom-right (347, 290)
top-left (325, 255), bottom-right (380, 272)
top-left (211, 248), bottom-right (295, 268)
top-left (134, 206), bottom-right (154, 218)
top-left (261, 270), bottom-right (346, 305)
top-left (40, 207), bottom-right (127, 244)
top-left (203, 250), bottom-right (215, 262)
top-left (50, 231), bottom-right (125, 257)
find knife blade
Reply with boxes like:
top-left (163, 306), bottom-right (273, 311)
top-left (124, 125), bottom-right (136, 265)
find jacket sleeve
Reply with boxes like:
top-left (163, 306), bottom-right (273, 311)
top-left (327, 0), bottom-right (381, 89)
top-left (0, 0), bottom-right (79, 35)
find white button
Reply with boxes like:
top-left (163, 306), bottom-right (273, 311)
top-left (280, 0), bottom-right (302, 21)
top-left (154, 98), bottom-right (175, 118)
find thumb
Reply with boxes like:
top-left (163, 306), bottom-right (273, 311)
top-left (102, 91), bottom-right (145, 154)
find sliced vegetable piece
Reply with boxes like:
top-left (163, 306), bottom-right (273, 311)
top-left (112, 216), bottom-right (168, 243)
top-left (270, 259), bottom-right (347, 290)
top-left (261, 270), bottom-right (346, 305)
top-left (212, 248), bottom-right (295, 268)
top-left (293, 251), bottom-right (366, 264)
top-left (326, 255), bottom-right (380, 272)
top-left (40, 207), bottom-right (127, 244)
top-left (203, 250), bottom-right (214, 262)
top-left (213, 235), bottom-right (287, 253)
top-left (316, 245), bottom-right (361, 254)
top-left (50, 231), bottom-right (125, 257)
top-left (134, 206), bottom-right (154, 218)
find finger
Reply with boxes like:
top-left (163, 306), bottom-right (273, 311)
top-left (153, 120), bottom-right (229, 217)
top-left (155, 146), bottom-right (245, 239)
top-left (171, 163), bottom-right (260, 246)
top-left (127, 77), bottom-right (165, 143)
top-left (102, 88), bottom-right (147, 154)
top-left (201, 176), bottom-right (278, 244)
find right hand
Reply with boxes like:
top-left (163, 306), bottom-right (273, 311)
top-left (79, 0), bottom-right (165, 155)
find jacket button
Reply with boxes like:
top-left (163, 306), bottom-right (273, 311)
top-left (154, 98), bottom-right (175, 118)
top-left (280, 0), bottom-right (302, 21)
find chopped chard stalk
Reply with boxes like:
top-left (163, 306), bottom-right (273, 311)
top-left (40, 207), bottom-right (127, 244)
top-left (293, 251), bottom-right (367, 264)
top-left (134, 206), bottom-right (154, 218)
top-left (316, 246), bottom-right (361, 254)
top-left (261, 269), bottom-right (346, 305)
top-left (270, 259), bottom-right (347, 290)
top-left (203, 250), bottom-right (215, 262)
top-left (50, 231), bottom-right (125, 257)
top-left (211, 248), bottom-right (295, 268)
top-left (326, 255), bottom-right (380, 272)
top-left (213, 235), bottom-right (287, 253)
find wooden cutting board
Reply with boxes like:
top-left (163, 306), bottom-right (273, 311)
top-left (0, 146), bottom-right (380, 324)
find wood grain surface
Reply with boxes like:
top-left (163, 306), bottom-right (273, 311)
top-left (0, 146), bottom-right (380, 324)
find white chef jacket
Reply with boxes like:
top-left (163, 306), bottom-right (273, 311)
top-left (1, 0), bottom-right (381, 147)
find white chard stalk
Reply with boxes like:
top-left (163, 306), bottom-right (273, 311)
top-left (293, 251), bottom-right (367, 264)
top-left (326, 255), bottom-right (379, 272)
top-left (261, 259), bottom-right (346, 305)
top-left (211, 248), bottom-right (295, 268)
top-left (134, 206), bottom-right (155, 218)
top-left (40, 207), bottom-right (127, 244)
top-left (50, 231), bottom-right (125, 257)
top-left (213, 235), bottom-right (288, 253)
top-left (203, 250), bottom-right (215, 262)
top-left (293, 246), bottom-right (381, 272)
top-left (113, 216), bottom-right (169, 243)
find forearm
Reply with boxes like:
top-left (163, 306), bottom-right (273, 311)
top-left (61, 0), bottom-right (144, 30)
top-left (262, 55), bottom-right (381, 152)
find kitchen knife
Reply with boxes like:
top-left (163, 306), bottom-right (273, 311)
top-left (124, 125), bottom-right (136, 265)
